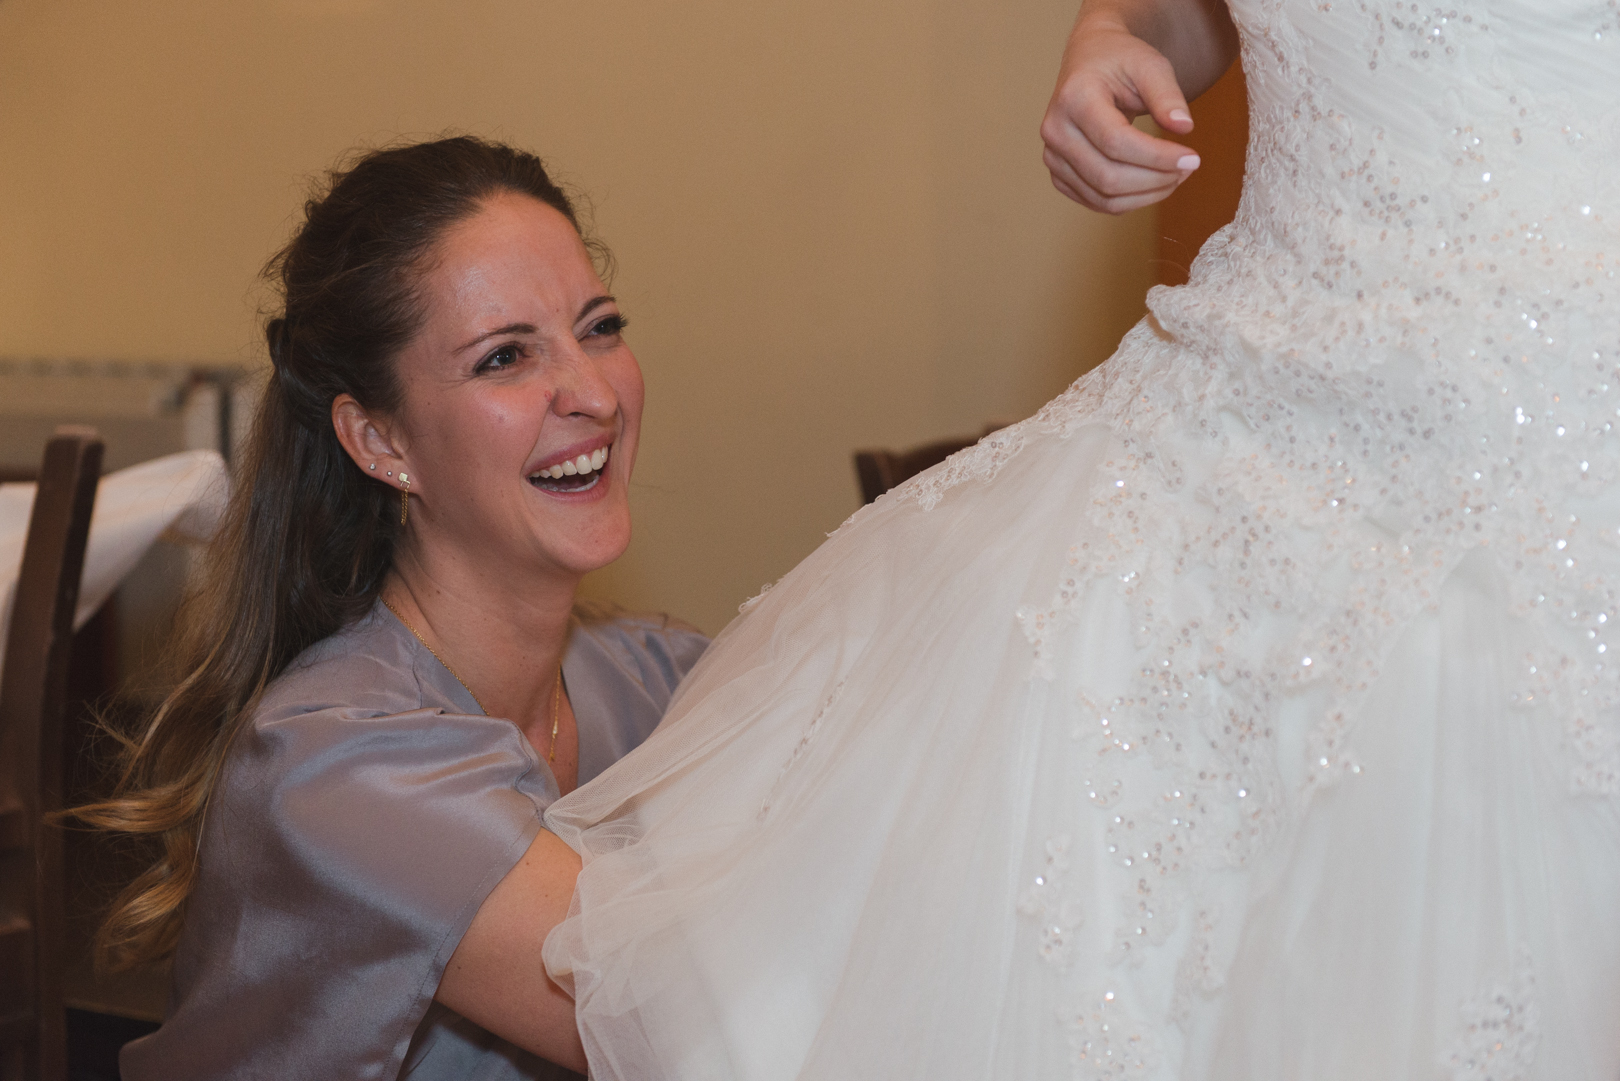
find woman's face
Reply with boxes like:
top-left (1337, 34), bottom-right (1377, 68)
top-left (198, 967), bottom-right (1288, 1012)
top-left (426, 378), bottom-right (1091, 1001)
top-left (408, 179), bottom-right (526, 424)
top-left (382, 191), bottom-right (643, 581)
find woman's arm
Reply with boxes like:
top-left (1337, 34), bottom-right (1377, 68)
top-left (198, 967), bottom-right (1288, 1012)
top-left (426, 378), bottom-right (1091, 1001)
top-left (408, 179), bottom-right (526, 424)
top-left (1040, 0), bottom-right (1241, 213)
top-left (435, 829), bottom-right (588, 1073)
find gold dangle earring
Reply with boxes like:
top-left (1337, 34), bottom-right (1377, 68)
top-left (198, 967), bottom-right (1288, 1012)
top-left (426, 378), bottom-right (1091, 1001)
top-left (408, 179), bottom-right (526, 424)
top-left (399, 473), bottom-right (411, 526)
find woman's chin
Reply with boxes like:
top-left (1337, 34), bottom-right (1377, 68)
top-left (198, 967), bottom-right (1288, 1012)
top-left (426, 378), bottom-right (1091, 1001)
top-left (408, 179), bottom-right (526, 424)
top-left (534, 516), bottom-right (631, 578)
top-left (506, 471), bottom-right (631, 576)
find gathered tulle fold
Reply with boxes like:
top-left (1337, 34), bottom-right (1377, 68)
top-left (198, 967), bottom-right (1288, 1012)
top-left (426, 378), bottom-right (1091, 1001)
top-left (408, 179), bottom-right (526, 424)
top-left (544, 425), bottom-right (1116, 1079)
top-left (544, 403), bottom-right (1620, 1078)
top-left (1189, 548), bottom-right (1620, 1080)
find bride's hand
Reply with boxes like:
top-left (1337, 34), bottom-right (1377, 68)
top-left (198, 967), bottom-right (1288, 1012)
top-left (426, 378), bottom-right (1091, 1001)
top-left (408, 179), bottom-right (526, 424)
top-left (1040, 1), bottom-right (1240, 215)
top-left (1040, 14), bottom-right (1199, 214)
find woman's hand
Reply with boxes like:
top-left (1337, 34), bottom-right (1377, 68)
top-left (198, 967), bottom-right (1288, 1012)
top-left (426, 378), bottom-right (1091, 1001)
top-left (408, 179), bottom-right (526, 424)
top-left (1040, 0), bottom-right (1241, 214)
top-left (436, 829), bottom-right (588, 1072)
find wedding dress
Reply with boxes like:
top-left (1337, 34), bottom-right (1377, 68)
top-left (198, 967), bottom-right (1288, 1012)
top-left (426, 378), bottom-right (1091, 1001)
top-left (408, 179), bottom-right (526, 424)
top-left (543, 1), bottom-right (1620, 1076)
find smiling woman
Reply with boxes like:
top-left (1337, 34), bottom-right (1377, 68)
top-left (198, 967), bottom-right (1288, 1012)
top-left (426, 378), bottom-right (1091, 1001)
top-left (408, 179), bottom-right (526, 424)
top-left (328, 190), bottom-right (652, 785)
top-left (67, 138), bottom-right (707, 1080)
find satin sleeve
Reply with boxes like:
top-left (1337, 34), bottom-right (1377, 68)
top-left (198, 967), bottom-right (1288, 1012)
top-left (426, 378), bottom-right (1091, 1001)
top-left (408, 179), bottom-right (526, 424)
top-left (121, 685), bottom-right (557, 1081)
top-left (569, 612), bottom-right (711, 785)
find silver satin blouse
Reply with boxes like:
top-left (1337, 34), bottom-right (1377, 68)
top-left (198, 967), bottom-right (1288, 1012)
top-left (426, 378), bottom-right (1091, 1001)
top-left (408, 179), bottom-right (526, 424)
top-left (119, 601), bottom-right (708, 1081)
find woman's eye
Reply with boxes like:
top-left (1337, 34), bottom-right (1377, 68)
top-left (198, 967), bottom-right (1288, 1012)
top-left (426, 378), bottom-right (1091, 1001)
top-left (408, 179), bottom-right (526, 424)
top-left (474, 343), bottom-right (523, 374)
top-left (586, 314), bottom-right (628, 339)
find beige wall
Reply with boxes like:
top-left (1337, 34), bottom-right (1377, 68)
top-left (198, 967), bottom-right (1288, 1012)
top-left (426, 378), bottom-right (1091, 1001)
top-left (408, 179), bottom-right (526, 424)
top-left (0, 0), bottom-right (1156, 634)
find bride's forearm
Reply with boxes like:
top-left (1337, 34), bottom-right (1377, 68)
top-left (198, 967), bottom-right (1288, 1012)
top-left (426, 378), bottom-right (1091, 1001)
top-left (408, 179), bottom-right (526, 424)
top-left (1073, 0), bottom-right (1241, 101)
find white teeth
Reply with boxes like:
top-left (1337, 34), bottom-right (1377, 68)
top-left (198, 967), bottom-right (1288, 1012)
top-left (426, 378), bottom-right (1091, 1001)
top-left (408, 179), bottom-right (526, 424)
top-left (531, 446), bottom-right (610, 485)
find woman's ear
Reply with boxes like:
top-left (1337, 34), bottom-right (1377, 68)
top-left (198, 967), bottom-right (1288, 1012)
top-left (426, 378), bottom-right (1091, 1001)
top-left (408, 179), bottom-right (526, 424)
top-left (332, 394), bottom-right (406, 482)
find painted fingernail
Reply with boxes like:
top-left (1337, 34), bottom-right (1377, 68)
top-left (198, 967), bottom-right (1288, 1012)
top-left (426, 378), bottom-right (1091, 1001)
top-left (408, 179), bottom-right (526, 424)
top-left (1168, 108), bottom-right (1192, 124)
top-left (1176, 154), bottom-right (1202, 171)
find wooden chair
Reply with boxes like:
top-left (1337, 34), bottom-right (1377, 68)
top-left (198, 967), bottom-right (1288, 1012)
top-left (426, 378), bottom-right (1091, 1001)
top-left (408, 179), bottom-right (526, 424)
top-left (0, 428), bottom-right (104, 1081)
top-left (852, 424), bottom-right (1003, 505)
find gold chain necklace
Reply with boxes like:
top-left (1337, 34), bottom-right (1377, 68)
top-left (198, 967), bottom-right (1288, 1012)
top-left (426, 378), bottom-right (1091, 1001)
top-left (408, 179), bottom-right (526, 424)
top-left (380, 596), bottom-right (564, 763)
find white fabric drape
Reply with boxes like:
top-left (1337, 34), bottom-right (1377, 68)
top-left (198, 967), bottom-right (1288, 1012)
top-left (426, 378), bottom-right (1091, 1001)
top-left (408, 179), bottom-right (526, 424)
top-left (0, 449), bottom-right (227, 682)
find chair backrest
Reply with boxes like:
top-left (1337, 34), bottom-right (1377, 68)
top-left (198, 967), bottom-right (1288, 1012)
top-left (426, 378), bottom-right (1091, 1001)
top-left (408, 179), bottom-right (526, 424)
top-left (852, 424), bottom-right (1003, 505)
top-left (0, 428), bottom-right (103, 1081)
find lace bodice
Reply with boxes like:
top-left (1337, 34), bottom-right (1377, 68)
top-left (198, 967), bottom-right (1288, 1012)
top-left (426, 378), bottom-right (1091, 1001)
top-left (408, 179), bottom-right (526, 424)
top-left (1180, 0), bottom-right (1619, 383)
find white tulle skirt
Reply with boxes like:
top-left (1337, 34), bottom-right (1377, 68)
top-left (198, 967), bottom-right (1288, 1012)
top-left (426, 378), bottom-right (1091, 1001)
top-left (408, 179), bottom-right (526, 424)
top-left (543, 355), bottom-right (1620, 1079)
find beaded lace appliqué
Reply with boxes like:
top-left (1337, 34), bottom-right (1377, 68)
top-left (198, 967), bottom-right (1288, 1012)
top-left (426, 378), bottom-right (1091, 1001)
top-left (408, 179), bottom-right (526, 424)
top-left (1016, 834), bottom-right (1086, 969)
top-left (1442, 951), bottom-right (1541, 1081)
top-left (1063, 989), bottom-right (1161, 1081)
top-left (839, 367), bottom-right (1115, 532)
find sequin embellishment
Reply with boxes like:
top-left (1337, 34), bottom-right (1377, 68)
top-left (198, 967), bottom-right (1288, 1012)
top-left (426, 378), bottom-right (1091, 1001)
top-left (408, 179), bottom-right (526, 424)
top-left (1064, 990), bottom-right (1161, 1081)
top-left (1442, 951), bottom-right (1540, 1081)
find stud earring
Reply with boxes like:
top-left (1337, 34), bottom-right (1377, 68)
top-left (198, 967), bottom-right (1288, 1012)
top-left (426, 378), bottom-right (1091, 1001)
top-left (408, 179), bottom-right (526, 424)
top-left (387, 471), bottom-right (393, 478)
top-left (399, 473), bottom-right (411, 526)
top-left (368, 463), bottom-right (376, 471)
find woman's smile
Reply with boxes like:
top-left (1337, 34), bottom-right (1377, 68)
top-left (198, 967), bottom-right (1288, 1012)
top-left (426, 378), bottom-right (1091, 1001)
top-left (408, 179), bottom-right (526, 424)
top-left (527, 437), bottom-right (614, 497)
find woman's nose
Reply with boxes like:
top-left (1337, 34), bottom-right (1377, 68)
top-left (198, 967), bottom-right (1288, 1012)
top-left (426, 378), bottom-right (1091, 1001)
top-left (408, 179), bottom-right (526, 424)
top-left (551, 350), bottom-right (619, 420)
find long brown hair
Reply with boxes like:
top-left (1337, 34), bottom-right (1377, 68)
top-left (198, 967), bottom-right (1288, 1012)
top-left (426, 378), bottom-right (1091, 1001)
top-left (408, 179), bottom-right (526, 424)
top-left (70, 136), bottom-right (590, 967)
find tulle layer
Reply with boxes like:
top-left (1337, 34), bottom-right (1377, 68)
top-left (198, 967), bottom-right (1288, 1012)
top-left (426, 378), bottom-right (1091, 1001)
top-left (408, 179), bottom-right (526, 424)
top-left (543, 410), bottom-right (1620, 1079)
top-left (545, 424), bottom-right (1115, 1078)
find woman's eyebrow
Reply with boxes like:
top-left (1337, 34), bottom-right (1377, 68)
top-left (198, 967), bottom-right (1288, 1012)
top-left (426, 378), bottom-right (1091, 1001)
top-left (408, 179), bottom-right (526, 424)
top-left (578, 295), bottom-right (616, 321)
top-left (455, 323), bottom-right (537, 354)
top-left (454, 298), bottom-right (615, 354)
